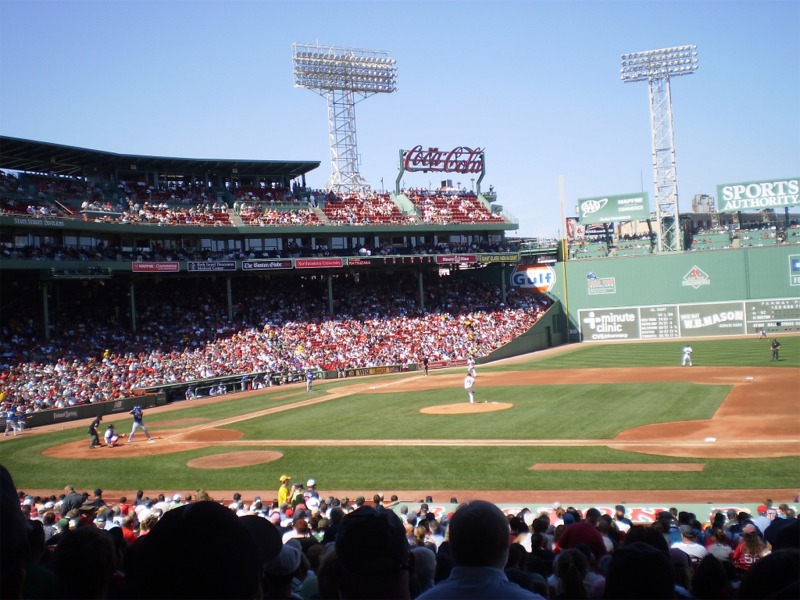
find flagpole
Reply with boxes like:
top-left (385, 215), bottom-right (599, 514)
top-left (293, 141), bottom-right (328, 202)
top-left (559, 175), bottom-right (572, 343)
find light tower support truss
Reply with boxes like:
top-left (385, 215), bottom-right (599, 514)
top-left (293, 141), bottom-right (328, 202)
top-left (621, 45), bottom-right (698, 253)
top-left (293, 43), bottom-right (397, 197)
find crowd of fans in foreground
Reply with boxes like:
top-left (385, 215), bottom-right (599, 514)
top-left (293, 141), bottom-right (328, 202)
top-left (0, 276), bottom-right (552, 414)
top-left (3, 467), bottom-right (798, 599)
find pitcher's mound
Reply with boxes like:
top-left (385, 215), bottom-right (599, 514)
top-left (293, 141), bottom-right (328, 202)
top-left (186, 451), bottom-right (283, 469)
top-left (421, 402), bottom-right (513, 415)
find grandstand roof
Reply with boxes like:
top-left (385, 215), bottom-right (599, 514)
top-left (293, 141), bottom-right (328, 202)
top-left (0, 135), bottom-right (320, 180)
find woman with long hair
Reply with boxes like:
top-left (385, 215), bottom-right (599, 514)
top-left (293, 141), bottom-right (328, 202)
top-left (706, 527), bottom-right (734, 562)
top-left (732, 524), bottom-right (767, 575)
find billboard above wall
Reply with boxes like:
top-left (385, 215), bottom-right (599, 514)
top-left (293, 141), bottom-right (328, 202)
top-left (577, 192), bottom-right (650, 225)
top-left (716, 177), bottom-right (799, 212)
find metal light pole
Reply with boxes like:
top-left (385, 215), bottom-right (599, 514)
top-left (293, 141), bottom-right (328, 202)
top-left (621, 45), bottom-right (698, 253)
top-left (292, 43), bottom-right (397, 197)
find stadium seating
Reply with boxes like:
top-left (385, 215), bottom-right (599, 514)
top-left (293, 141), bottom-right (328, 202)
top-left (406, 190), bottom-right (506, 224)
top-left (0, 275), bottom-right (552, 413)
top-left (690, 231), bottom-right (732, 251)
top-left (321, 194), bottom-right (415, 225)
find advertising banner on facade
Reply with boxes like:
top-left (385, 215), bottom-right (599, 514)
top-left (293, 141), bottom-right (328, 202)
top-left (580, 297), bottom-right (797, 341)
top-left (678, 302), bottom-right (746, 337)
top-left (511, 265), bottom-right (556, 292)
top-left (716, 177), bottom-right (799, 212)
top-left (435, 254), bottom-right (477, 265)
top-left (132, 262), bottom-right (179, 273)
top-left (577, 192), bottom-right (650, 225)
top-left (187, 261), bottom-right (236, 272)
top-left (294, 258), bottom-right (344, 269)
top-left (241, 259), bottom-right (292, 271)
top-left (579, 307), bottom-right (640, 341)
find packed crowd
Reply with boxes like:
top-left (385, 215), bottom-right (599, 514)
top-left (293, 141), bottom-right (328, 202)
top-left (407, 190), bottom-right (505, 225)
top-left (4, 466), bottom-right (798, 599)
top-left (103, 199), bottom-right (232, 226)
top-left (0, 275), bottom-right (551, 414)
top-left (2, 171), bottom-right (513, 228)
top-left (322, 194), bottom-right (416, 226)
top-left (233, 185), bottom-right (300, 205)
top-left (239, 205), bottom-right (322, 227)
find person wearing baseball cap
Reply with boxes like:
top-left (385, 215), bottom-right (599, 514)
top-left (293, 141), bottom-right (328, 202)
top-left (278, 476), bottom-right (291, 506)
top-left (753, 505), bottom-right (772, 534)
top-left (614, 504), bottom-right (632, 533)
top-left (304, 478), bottom-right (320, 506)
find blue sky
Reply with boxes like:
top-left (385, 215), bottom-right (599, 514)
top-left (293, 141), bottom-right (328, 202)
top-left (1, 0), bottom-right (798, 238)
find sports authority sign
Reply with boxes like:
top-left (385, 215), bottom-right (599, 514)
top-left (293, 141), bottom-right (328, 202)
top-left (577, 192), bottom-right (650, 225)
top-left (510, 265), bottom-right (556, 292)
top-left (716, 177), bottom-right (799, 212)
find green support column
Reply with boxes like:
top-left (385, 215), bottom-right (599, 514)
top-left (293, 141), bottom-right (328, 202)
top-left (227, 277), bottom-right (233, 321)
top-left (130, 281), bottom-right (137, 333)
top-left (42, 282), bottom-right (50, 342)
top-left (418, 270), bottom-right (425, 311)
top-left (327, 275), bottom-right (334, 315)
top-left (501, 265), bottom-right (508, 305)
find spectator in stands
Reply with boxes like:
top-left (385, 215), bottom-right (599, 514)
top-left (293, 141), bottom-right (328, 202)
top-left (418, 499), bottom-right (544, 599)
top-left (705, 527), bottom-right (734, 562)
top-left (331, 505), bottom-right (413, 599)
top-left (671, 524), bottom-right (708, 564)
top-left (737, 548), bottom-right (800, 599)
top-left (601, 541), bottom-right (675, 599)
top-left (53, 525), bottom-right (117, 599)
top-left (122, 501), bottom-right (261, 598)
top-left (691, 554), bottom-right (731, 600)
top-left (732, 523), bottom-right (767, 575)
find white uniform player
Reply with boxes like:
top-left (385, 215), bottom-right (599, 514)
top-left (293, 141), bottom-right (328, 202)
top-left (467, 356), bottom-right (476, 377)
top-left (464, 374), bottom-right (475, 404)
top-left (682, 345), bottom-right (693, 366)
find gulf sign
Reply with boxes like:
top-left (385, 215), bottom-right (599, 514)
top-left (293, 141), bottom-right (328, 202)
top-left (511, 265), bottom-right (556, 292)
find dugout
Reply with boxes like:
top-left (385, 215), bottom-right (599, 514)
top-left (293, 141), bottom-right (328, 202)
top-left (0, 392), bottom-right (164, 431)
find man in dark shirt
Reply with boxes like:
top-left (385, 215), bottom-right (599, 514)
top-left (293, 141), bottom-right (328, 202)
top-left (88, 415), bottom-right (102, 449)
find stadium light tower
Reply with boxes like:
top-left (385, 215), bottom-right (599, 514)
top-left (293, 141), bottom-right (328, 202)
top-left (621, 45), bottom-right (698, 253)
top-left (292, 43), bottom-right (397, 196)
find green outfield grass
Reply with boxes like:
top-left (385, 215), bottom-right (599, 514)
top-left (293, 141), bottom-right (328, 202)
top-left (1, 337), bottom-right (797, 493)
top-left (487, 336), bottom-right (799, 371)
top-left (234, 382), bottom-right (725, 440)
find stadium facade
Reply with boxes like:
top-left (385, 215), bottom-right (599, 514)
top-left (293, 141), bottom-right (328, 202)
top-left (1, 137), bottom-right (798, 427)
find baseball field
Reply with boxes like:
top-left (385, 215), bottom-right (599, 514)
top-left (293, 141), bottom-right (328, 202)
top-left (2, 336), bottom-right (798, 505)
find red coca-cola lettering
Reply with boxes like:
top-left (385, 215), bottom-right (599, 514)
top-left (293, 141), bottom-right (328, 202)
top-left (403, 145), bottom-right (484, 174)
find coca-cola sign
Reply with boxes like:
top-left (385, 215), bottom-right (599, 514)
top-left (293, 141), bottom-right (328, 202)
top-left (403, 145), bottom-right (484, 174)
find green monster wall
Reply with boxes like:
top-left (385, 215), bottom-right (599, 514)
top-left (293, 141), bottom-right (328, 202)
top-left (544, 245), bottom-right (800, 342)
